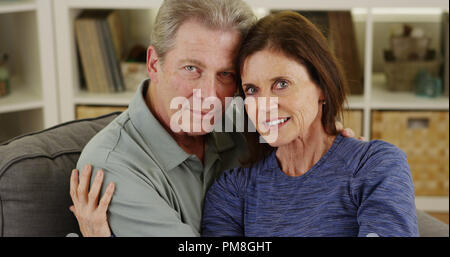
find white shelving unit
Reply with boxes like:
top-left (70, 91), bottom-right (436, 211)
top-left (0, 0), bottom-right (36, 13)
top-left (54, 0), bottom-right (449, 120)
top-left (48, 0), bottom-right (447, 212)
top-left (0, 77), bottom-right (43, 114)
top-left (0, 0), bottom-right (59, 142)
top-left (371, 73), bottom-right (449, 110)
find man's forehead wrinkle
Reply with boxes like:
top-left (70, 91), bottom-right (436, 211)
top-left (175, 46), bottom-right (236, 71)
top-left (168, 21), bottom-right (240, 72)
top-left (178, 58), bottom-right (206, 68)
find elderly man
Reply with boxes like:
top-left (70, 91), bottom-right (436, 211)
top-left (69, 0), bottom-right (356, 237)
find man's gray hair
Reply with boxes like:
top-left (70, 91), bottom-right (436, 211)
top-left (151, 0), bottom-right (256, 62)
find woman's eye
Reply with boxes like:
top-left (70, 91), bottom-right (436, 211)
top-left (275, 80), bottom-right (289, 89)
top-left (245, 86), bottom-right (257, 95)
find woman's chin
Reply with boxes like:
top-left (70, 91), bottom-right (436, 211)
top-left (259, 133), bottom-right (292, 148)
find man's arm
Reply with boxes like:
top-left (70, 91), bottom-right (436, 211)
top-left (70, 163), bottom-right (198, 237)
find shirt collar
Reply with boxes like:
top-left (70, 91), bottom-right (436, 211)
top-left (128, 79), bottom-right (236, 171)
top-left (210, 132), bottom-right (235, 154)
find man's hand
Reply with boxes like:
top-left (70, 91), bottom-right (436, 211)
top-left (336, 121), bottom-right (365, 141)
top-left (69, 164), bottom-right (115, 237)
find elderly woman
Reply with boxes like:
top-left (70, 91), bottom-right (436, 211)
top-left (70, 11), bottom-right (418, 237)
top-left (200, 11), bottom-right (418, 237)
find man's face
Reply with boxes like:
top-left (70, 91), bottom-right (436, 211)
top-left (148, 19), bottom-right (241, 135)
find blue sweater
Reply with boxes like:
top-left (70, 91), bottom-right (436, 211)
top-left (201, 135), bottom-right (419, 237)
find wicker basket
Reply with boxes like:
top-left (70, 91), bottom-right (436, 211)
top-left (76, 105), bottom-right (128, 120)
top-left (371, 111), bottom-right (449, 196)
top-left (383, 51), bottom-right (441, 92)
top-left (342, 110), bottom-right (363, 137)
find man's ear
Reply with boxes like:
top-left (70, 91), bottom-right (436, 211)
top-left (147, 46), bottom-right (160, 83)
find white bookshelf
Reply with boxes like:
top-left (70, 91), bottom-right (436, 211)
top-left (0, 77), bottom-right (43, 114)
top-left (49, 0), bottom-right (449, 212)
top-left (0, 0), bottom-right (36, 14)
top-left (0, 0), bottom-right (59, 142)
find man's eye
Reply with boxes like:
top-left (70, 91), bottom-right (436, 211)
top-left (219, 72), bottom-right (236, 82)
top-left (184, 66), bottom-right (197, 72)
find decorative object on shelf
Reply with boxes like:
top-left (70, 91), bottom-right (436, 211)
top-left (76, 105), bottom-right (127, 119)
top-left (126, 45), bottom-right (147, 63)
top-left (390, 25), bottom-right (430, 61)
top-left (384, 24), bottom-right (441, 92)
top-left (120, 44), bottom-right (147, 92)
top-left (0, 54), bottom-right (10, 97)
top-left (121, 62), bottom-right (146, 93)
top-left (415, 69), bottom-right (443, 98)
top-left (372, 110), bottom-right (449, 196)
top-left (272, 10), bottom-right (364, 95)
top-left (75, 10), bottom-right (125, 93)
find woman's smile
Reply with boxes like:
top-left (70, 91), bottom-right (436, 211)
top-left (261, 116), bottom-right (291, 131)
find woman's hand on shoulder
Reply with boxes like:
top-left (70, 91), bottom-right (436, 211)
top-left (69, 164), bottom-right (115, 237)
top-left (335, 121), bottom-right (365, 141)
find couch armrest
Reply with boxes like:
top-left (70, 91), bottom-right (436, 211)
top-left (417, 209), bottom-right (449, 237)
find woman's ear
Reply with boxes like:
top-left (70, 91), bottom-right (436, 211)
top-left (318, 90), bottom-right (326, 105)
top-left (147, 46), bottom-right (160, 83)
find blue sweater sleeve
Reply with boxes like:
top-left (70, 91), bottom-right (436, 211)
top-left (201, 168), bottom-right (245, 237)
top-left (351, 141), bottom-right (419, 237)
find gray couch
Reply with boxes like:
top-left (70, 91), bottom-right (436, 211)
top-left (0, 112), bottom-right (448, 237)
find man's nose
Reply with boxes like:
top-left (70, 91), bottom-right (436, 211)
top-left (199, 74), bottom-right (218, 99)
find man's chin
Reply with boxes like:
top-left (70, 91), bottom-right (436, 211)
top-left (174, 125), bottom-right (214, 136)
top-left (185, 131), bottom-right (211, 136)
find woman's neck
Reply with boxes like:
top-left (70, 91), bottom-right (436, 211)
top-left (275, 121), bottom-right (335, 177)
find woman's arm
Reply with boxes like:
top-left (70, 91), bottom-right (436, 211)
top-left (351, 141), bottom-right (419, 237)
top-left (202, 168), bottom-right (246, 237)
top-left (70, 163), bottom-right (199, 237)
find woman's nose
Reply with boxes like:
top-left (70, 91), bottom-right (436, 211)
top-left (257, 95), bottom-right (278, 114)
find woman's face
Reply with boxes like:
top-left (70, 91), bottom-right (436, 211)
top-left (241, 49), bottom-right (325, 147)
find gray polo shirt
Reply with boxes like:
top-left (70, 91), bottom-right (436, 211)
top-left (77, 79), bottom-right (248, 236)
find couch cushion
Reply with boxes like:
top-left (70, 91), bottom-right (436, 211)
top-left (417, 210), bottom-right (449, 237)
top-left (0, 112), bottom-right (120, 236)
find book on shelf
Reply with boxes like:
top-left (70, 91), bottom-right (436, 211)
top-left (75, 10), bottom-right (125, 93)
top-left (271, 10), bottom-right (364, 95)
top-left (327, 11), bottom-right (363, 95)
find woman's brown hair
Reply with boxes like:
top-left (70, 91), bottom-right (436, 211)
top-left (237, 11), bottom-right (348, 165)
